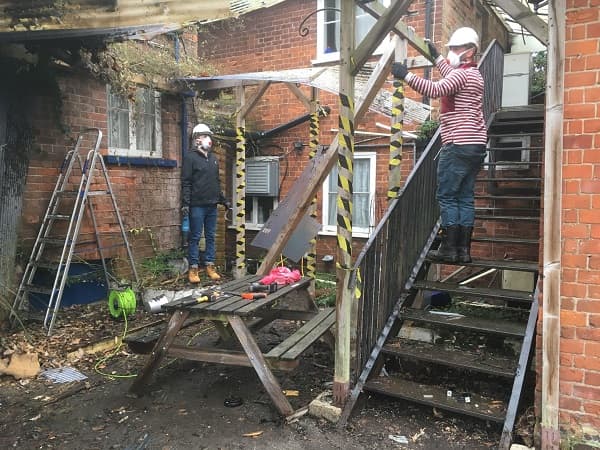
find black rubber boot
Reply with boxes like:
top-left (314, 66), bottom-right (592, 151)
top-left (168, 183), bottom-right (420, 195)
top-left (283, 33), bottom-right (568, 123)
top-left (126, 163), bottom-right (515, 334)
top-left (428, 225), bottom-right (459, 263)
top-left (457, 225), bottom-right (474, 263)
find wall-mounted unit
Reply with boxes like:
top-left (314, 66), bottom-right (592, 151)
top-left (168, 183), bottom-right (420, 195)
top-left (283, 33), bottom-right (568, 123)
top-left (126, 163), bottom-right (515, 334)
top-left (246, 157), bottom-right (279, 196)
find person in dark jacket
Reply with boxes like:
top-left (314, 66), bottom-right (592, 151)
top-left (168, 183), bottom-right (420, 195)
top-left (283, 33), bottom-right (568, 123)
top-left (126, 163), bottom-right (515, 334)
top-left (181, 123), bottom-right (229, 283)
top-left (391, 27), bottom-right (487, 264)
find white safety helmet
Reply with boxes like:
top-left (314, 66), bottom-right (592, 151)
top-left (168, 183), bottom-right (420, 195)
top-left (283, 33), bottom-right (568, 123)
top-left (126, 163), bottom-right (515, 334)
top-left (446, 27), bottom-right (480, 50)
top-left (192, 123), bottom-right (213, 136)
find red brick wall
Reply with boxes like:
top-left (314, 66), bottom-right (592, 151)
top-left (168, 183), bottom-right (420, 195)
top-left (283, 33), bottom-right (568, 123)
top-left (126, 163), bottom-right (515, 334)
top-left (199, 0), bottom-right (508, 268)
top-left (558, 0), bottom-right (600, 440)
top-left (20, 71), bottom-right (186, 273)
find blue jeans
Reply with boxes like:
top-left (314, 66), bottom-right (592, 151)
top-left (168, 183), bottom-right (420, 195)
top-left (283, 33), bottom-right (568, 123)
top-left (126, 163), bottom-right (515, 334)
top-left (188, 205), bottom-right (217, 267)
top-left (436, 144), bottom-right (486, 227)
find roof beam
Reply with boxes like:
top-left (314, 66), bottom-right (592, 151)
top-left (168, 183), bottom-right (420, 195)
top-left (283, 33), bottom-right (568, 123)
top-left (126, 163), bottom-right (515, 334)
top-left (358, 1), bottom-right (435, 61)
top-left (350, 0), bottom-right (413, 75)
top-left (492, 0), bottom-right (548, 45)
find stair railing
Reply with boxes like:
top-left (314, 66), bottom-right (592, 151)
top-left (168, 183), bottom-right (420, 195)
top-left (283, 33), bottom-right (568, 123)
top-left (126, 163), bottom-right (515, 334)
top-left (350, 39), bottom-right (505, 375)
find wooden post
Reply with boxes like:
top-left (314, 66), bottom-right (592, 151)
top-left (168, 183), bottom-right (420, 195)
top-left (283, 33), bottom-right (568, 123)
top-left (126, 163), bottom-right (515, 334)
top-left (307, 87), bottom-right (320, 298)
top-left (333, 0), bottom-right (355, 407)
top-left (541, 0), bottom-right (564, 448)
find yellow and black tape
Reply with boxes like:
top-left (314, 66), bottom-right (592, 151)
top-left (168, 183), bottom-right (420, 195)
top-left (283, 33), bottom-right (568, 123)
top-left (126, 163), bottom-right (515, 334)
top-left (336, 93), bottom-right (354, 262)
top-left (235, 126), bottom-right (246, 271)
top-left (307, 110), bottom-right (320, 279)
top-left (388, 79), bottom-right (405, 199)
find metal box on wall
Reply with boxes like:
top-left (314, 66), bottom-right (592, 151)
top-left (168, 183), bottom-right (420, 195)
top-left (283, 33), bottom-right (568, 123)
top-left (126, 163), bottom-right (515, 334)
top-left (246, 157), bottom-right (279, 196)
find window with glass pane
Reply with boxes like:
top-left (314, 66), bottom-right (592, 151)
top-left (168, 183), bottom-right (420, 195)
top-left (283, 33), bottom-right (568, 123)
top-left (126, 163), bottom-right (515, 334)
top-left (243, 196), bottom-right (277, 228)
top-left (107, 86), bottom-right (162, 157)
top-left (317, 0), bottom-right (387, 60)
top-left (326, 156), bottom-right (373, 231)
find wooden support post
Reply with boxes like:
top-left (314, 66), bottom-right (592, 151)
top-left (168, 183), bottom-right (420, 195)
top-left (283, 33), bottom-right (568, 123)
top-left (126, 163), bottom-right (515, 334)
top-left (130, 309), bottom-right (190, 395)
top-left (306, 87), bottom-right (320, 298)
top-left (541, 0), bottom-right (564, 448)
top-left (228, 316), bottom-right (294, 416)
top-left (333, 0), bottom-right (355, 407)
top-left (234, 86), bottom-right (247, 279)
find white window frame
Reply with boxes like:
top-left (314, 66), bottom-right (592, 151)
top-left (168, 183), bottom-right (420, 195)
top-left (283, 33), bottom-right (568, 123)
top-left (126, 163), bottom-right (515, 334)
top-left (107, 85), bottom-right (163, 158)
top-left (321, 152), bottom-right (376, 238)
top-left (314, 0), bottom-right (391, 64)
top-left (229, 161), bottom-right (279, 231)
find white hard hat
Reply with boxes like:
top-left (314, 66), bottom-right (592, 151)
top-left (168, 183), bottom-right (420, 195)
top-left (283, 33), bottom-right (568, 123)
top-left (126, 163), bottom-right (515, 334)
top-left (446, 27), bottom-right (480, 50)
top-left (192, 123), bottom-right (213, 136)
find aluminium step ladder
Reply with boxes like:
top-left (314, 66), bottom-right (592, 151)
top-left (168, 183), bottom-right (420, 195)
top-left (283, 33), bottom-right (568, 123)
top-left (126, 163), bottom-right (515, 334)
top-left (11, 128), bottom-right (138, 335)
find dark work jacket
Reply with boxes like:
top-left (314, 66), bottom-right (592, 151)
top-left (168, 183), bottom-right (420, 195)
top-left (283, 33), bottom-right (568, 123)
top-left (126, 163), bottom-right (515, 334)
top-left (181, 149), bottom-right (226, 207)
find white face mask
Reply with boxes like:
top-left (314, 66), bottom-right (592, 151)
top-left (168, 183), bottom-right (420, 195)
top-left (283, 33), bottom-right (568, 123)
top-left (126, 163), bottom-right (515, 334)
top-left (195, 135), bottom-right (212, 151)
top-left (447, 50), bottom-right (467, 68)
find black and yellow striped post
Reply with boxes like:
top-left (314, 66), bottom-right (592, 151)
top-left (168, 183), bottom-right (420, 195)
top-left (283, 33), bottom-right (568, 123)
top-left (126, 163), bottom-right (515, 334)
top-left (234, 125), bottom-right (246, 278)
top-left (333, 0), bottom-right (355, 407)
top-left (388, 78), bottom-right (405, 199)
top-left (306, 104), bottom-right (320, 296)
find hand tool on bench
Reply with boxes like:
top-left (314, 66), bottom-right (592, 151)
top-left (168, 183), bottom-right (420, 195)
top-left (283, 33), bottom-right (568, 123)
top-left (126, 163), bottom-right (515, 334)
top-left (241, 292), bottom-right (267, 300)
top-left (249, 282), bottom-right (278, 293)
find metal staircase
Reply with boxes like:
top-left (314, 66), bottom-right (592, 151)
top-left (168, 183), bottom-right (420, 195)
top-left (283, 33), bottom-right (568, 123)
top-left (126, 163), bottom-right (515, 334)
top-left (341, 105), bottom-right (543, 449)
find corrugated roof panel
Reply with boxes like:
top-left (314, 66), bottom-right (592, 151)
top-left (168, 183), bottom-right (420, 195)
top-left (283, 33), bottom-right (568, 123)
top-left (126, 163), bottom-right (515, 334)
top-left (0, 0), bottom-right (287, 42)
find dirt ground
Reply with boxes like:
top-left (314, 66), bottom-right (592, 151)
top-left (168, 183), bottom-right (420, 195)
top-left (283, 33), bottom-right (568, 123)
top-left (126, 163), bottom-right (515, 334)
top-left (0, 300), bottom-right (533, 450)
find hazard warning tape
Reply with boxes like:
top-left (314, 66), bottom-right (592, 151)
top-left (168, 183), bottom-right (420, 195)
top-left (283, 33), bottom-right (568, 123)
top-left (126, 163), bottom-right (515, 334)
top-left (306, 109), bottom-right (320, 281)
top-left (336, 93), bottom-right (354, 264)
top-left (388, 79), bottom-right (404, 200)
top-left (235, 126), bottom-right (246, 273)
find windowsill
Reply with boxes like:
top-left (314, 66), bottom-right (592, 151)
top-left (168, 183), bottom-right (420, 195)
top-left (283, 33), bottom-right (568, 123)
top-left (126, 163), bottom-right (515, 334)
top-left (104, 155), bottom-right (177, 168)
top-left (319, 229), bottom-right (370, 239)
top-left (228, 224), bottom-right (264, 231)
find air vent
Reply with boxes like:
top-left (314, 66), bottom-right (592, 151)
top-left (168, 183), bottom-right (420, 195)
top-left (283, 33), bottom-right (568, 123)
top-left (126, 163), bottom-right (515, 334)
top-left (246, 157), bottom-right (279, 196)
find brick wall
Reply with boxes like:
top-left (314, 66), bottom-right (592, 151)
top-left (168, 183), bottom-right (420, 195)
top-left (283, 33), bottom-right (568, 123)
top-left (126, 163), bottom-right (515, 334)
top-left (199, 0), bottom-right (508, 268)
top-left (20, 71), bottom-right (186, 276)
top-left (558, 0), bottom-right (600, 441)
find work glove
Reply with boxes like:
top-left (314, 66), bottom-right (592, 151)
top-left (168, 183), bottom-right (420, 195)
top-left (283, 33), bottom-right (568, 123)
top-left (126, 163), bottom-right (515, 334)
top-left (391, 62), bottom-right (409, 80)
top-left (425, 39), bottom-right (439, 60)
top-left (181, 206), bottom-right (189, 216)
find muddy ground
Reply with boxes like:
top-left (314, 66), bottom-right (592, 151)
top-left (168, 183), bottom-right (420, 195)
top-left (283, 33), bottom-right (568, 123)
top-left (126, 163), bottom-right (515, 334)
top-left (0, 300), bottom-right (534, 450)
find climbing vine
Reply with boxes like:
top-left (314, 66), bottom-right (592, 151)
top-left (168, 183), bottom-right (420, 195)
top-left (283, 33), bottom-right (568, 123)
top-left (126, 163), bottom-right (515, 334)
top-left (79, 31), bottom-right (215, 95)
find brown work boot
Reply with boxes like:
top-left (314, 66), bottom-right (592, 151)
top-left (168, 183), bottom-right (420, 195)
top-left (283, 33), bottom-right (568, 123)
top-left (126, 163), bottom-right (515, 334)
top-left (188, 266), bottom-right (201, 284)
top-left (206, 264), bottom-right (221, 281)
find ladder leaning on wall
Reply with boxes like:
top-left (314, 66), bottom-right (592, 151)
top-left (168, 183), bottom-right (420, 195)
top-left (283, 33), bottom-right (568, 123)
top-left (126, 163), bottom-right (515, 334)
top-left (10, 128), bottom-right (138, 335)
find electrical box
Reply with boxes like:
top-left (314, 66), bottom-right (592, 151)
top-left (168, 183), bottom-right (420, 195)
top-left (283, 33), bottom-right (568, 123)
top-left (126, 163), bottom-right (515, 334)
top-left (502, 270), bottom-right (535, 292)
top-left (502, 52), bottom-right (532, 107)
top-left (246, 157), bottom-right (279, 196)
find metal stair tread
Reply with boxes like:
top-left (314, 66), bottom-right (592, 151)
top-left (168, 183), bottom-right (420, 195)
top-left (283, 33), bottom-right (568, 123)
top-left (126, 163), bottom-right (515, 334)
top-left (383, 337), bottom-right (517, 378)
top-left (400, 308), bottom-right (527, 337)
top-left (363, 375), bottom-right (506, 423)
top-left (475, 214), bottom-right (540, 221)
top-left (449, 259), bottom-right (539, 272)
top-left (413, 280), bottom-right (533, 303)
top-left (474, 195), bottom-right (540, 200)
top-left (471, 236), bottom-right (539, 245)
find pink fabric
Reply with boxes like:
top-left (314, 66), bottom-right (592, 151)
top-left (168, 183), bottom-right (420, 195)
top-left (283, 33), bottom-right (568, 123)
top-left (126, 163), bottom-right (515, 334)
top-left (259, 267), bottom-right (301, 286)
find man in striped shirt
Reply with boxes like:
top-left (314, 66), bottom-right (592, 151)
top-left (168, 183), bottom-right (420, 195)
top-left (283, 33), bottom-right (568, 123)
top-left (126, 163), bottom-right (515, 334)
top-left (392, 27), bottom-right (487, 264)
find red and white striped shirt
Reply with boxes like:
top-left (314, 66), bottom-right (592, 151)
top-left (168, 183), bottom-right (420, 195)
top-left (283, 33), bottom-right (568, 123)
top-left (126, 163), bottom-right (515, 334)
top-left (405, 57), bottom-right (487, 146)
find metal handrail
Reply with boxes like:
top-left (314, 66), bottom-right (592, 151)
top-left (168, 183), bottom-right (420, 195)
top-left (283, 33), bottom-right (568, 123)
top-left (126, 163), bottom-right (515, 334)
top-left (351, 40), bottom-right (505, 374)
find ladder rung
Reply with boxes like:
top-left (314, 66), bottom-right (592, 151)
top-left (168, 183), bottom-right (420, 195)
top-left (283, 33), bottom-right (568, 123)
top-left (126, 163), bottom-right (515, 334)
top-left (40, 237), bottom-right (68, 245)
top-left (47, 214), bottom-right (71, 220)
top-left (25, 284), bottom-right (54, 295)
top-left (58, 190), bottom-right (110, 197)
